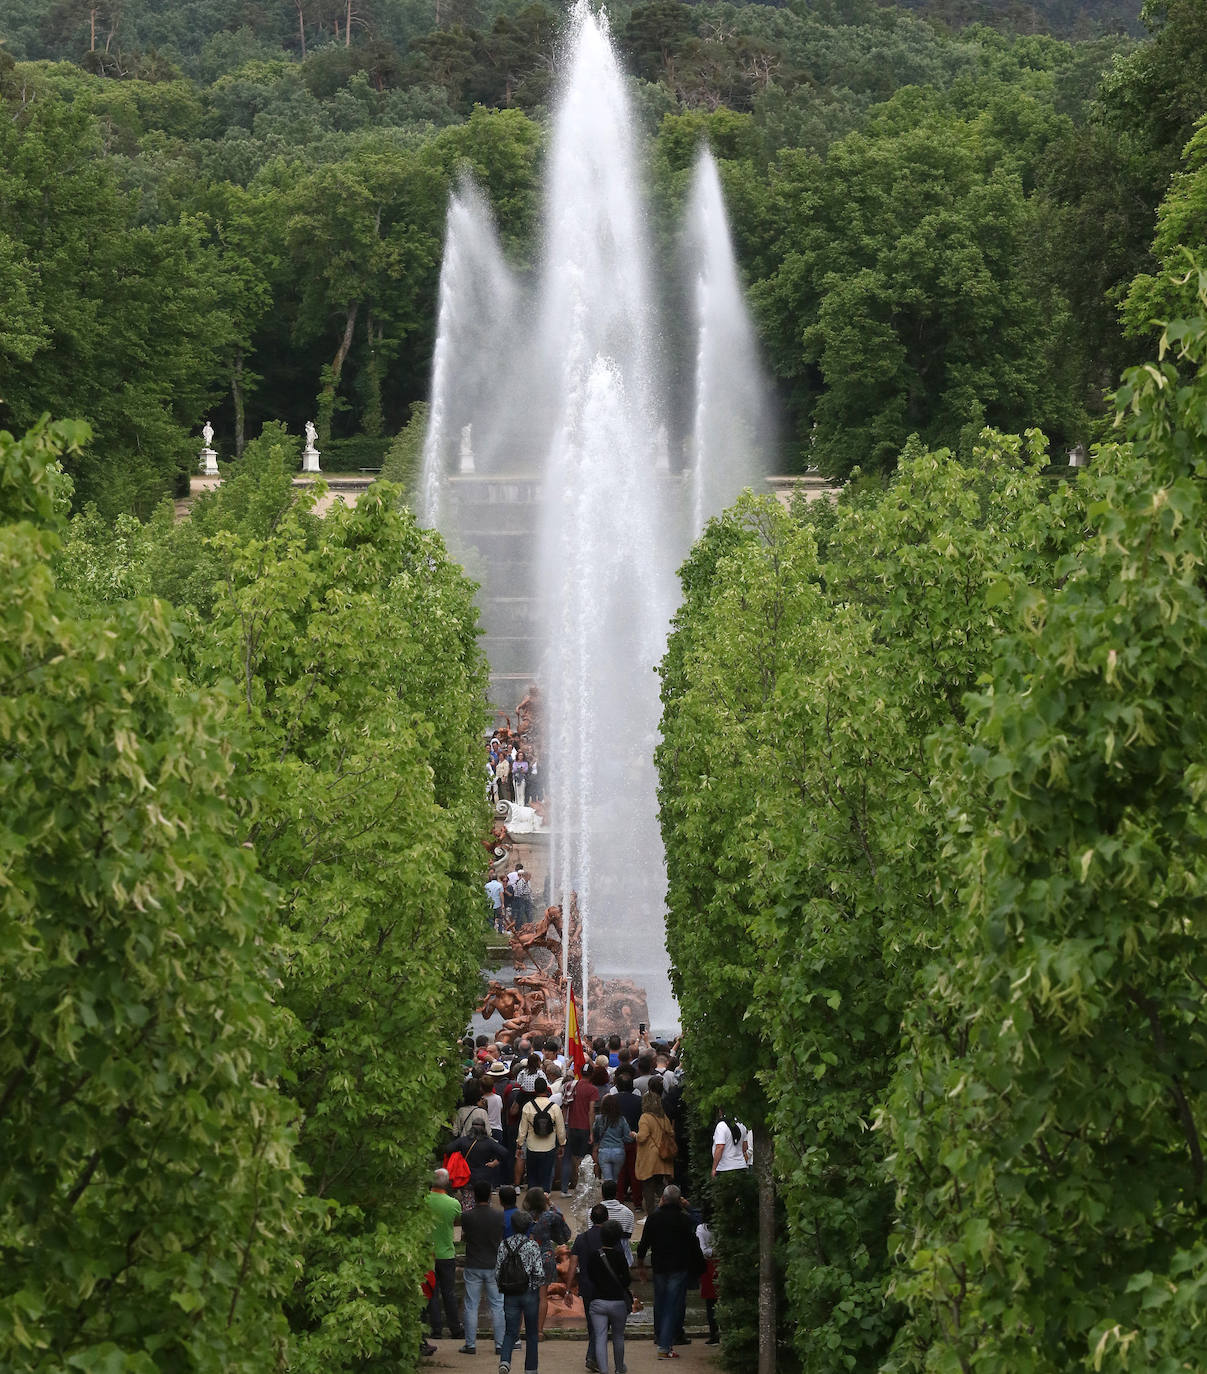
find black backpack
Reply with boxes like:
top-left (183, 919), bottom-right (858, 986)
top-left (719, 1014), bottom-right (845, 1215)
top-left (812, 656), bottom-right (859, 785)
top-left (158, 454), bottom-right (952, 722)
top-left (498, 1239), bottom-right (529, 1296)
top-left (531, 1101), bottom-right (555, 1138)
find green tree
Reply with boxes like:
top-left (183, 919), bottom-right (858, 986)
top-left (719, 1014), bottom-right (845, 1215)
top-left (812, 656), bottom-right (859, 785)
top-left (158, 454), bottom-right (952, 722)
top-left (182, 463), bottom-right (489, 1369)
top-left (0, 419), bottom-right (306, 1371)
top-left (886, 285), bottom-right (1207, 1373)
top-left (0, 87), bottom-right (228, 513)
top-left (1122, 117), bottom-right (1207, 339)
top-left (751, 97), bottom-right (1073, 476)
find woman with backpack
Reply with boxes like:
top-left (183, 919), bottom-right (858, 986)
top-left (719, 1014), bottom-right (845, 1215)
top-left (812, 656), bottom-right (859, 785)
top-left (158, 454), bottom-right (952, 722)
top-left (516, 1075), bottom-right (565, 1193)
top-left (634, 1091), bottom-right (677, 1217)
top-left (586, 1219), bottom-right (632, 1374)
top-left (495, 1209), bottom-right (544, 1374)
top-left (523, 1187), bottom-right (571, 1340)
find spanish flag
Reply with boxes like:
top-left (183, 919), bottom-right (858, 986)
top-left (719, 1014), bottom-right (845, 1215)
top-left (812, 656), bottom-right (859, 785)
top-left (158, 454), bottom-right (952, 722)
top-left (567, 985), bottom-right (586, 1078)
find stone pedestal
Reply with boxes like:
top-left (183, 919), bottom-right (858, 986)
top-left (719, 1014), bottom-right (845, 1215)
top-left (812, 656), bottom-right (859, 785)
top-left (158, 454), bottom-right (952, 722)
top-left (198, 446), bottom-right (219, 476)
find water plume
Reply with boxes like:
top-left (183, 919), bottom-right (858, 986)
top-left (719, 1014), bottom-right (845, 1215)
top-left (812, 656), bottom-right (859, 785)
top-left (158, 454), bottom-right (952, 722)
top-left (418, 1), bottom-right (771, 1031)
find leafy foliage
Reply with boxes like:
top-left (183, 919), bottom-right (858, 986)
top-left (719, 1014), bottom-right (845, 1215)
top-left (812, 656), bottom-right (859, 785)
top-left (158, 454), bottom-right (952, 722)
top-left (885, 286), bottom-right (1207, 1374)
top-left (0, 419), bottom-right (306, 1371)
top-left (659, 272), bottom-right (1207, 1371)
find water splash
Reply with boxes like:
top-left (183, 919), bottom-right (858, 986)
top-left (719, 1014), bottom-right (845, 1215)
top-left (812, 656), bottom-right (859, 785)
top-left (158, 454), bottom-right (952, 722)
top-left (420, 181), bottom-right (518, 530)
top-left (685, 146), bottom-right (773, 538)
top-left (417, 2), bottom-right (771, 1033)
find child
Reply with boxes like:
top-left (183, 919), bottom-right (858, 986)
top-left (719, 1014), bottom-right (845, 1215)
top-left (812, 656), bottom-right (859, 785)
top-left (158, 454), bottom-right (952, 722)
top-left (500, 1184), bottom-right (518, 1237)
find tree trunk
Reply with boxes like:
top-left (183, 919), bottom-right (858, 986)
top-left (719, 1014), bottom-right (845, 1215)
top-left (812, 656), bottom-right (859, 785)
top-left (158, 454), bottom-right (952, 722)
top-left (231, 350), bottom-right (246, 458)
top-left (755, 1125), bottom-right (776, 1374)
top-left (346, 0), bottom-right (353, 45)
top-left (331, 302), bottom-right (359, 386)
top-left (295, 0), bottom-right (307, 58)
top-left (89, 7), bottom-right (97, 50)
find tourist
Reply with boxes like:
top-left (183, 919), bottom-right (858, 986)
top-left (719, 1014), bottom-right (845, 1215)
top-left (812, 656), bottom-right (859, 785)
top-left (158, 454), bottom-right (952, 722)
top-left (634, 1091), bottom-right (677, 1217)
top-left (516, 1078), bottom-right (565, 1194)
top-left (485, 871), bottom-right (505, 932)
top-left (612, 1071), bottom-right (644, 1210)
top-left (599, 1179), bottom-right (635, 1263)
top-left (425, 1169), bottom-right (465, 1343)
top-left (592, 1095), bottom-right (633, 1185)
top-left (697, 1208), bottom-right (719, 1345)
top-left (567, 1202), bottom-right (609, 1371)
top-left (587, 1219), bottom-right (632, 1374)
top-left (447, 1119), bottom-right (511, 1202)
top-left (483, 1061), bottom-right (508, 1141)
top-left (632, 1053), bottom-right (656, 1097)
top-left (461, 1179), bottom-right (506, 1356)
top-left (524, 1187), bottom-right (571, 1339)
top-left (500, 1184), bottom-right (519, 1237)
top-left (635, 1184), bottom-right (704, 1360)
top-left (496, 1209), bottom-right (544, 1374)
top-left (453, 1079), bottom-right (491, 1138)
top-left (711, 1108), bottom-right (751, 1177)
top-left (511, 865), bottom-right (533, 926)
top-left (513, 750), bottom-right (529, 805)
top-left (496, 752), bottom-right (513, 803)
top-left (562, 1064), bottom-right (600, 1195)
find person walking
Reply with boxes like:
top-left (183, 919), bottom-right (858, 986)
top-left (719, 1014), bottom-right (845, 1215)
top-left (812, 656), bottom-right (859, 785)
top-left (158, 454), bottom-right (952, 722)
top-left (517, 1076), bottom-right (565, 1194)
top-left (635, 1185), bottom-right (703, 1360)
top-left (562, 1064), bottom-right (600, 1195)
top-left (634, 1091), bottom-right (677, 1217)
top-left (485, 872), bottom-right (505, 932)
top-left (524, 1187), bottom-right (571, 1339)
top-left (425, 1169), bottom-right (465, 1343)
top-left (611, 1071), bottom-right (644, 1210)
top-left (461, 1179), bottom-right (506, 1356)
top-left (592, 1094), bottom-right (634, 1185)
top-left (587, 1219), bottom-right (632, 1374)
top-left (567, 1203), bottom-right (609, 1372)
top-left (496, 1209), bottom-right (544, 1374)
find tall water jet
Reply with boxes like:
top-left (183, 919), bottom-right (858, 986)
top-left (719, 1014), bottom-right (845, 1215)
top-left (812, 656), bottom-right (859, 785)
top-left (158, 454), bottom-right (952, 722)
top-left (420, 181), bottom-right (518, 532)
top-left (537, 1), bottom-right (678, 1028)
top-left (685, 146), bottom-right (773, 537)
top-left (418, 2), bottom-right (772, 1033)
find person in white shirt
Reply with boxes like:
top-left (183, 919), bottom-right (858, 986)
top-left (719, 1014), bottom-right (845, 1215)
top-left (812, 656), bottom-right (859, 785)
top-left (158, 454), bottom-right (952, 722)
top-left (711, 1112), bottom-right (750, 1175)
top-left (600, 1179), bottom-right (635, 1263)
top-left (485, 874), bottom-right (504, 932)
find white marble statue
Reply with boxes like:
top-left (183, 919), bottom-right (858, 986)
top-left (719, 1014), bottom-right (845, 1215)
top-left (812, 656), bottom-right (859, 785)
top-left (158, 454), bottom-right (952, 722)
top-left (302, 420), bottom-right (321, 474)
top-left (198, 421), bottom-right (218, 476)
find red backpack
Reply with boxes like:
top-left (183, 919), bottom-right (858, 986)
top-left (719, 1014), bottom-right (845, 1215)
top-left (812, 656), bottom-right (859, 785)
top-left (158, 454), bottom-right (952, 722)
top-left (444, 1149), bottom-right (471, 1188)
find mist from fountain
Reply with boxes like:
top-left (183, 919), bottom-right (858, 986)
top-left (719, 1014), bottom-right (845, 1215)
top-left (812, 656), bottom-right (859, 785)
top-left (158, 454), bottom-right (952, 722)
top-left (418, 1), bottom-right (770, 1032)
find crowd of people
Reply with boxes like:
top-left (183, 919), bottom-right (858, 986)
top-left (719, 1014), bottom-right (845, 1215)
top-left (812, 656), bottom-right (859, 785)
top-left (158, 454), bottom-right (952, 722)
top-left (423, 1030), bottom-right (751, 1372)
top-left (483, 862), bottom-right (540, 934)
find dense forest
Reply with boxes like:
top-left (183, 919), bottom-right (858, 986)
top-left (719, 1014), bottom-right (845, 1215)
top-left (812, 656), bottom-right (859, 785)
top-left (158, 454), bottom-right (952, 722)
top-left (4, 0), bottom-right (1205, 512)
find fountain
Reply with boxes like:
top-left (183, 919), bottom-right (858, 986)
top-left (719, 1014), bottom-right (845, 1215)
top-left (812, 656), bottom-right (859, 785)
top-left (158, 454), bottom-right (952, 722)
top-left (685, 147), bottom-right (775, 537)
top-left (419, 0), bottom-right (771, 1034)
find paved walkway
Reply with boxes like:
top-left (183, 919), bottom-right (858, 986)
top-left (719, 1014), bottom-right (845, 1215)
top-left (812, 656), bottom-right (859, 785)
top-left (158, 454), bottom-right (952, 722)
top-left (423, 1337), bottom-right (719, 1374)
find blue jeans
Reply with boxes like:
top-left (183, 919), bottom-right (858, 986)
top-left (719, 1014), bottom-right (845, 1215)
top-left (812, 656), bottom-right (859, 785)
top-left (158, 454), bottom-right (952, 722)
top-left (652, 1270), bottom-right (688, 1353)
top-left (463, 1266), bottom-right (505, 1351)
top-left (525, 1147), bottom-right (557, 1194)
top-left (589, 1297), bottom-right (628, 1373)
top-left (597, 1146), bottom-right (626, 1182)
top-left (502, 1288), bottom-right (540, 1370)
